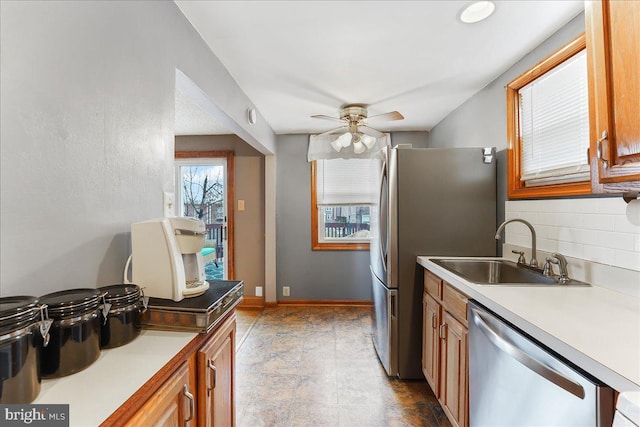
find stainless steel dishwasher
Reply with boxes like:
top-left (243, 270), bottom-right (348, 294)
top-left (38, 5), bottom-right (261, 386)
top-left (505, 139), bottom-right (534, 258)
top-left (468, 301), bottom-right (614, 426)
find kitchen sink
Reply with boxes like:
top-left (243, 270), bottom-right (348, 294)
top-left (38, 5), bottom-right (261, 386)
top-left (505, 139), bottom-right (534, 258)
top-left (430, 258), bottom-right (590, 286)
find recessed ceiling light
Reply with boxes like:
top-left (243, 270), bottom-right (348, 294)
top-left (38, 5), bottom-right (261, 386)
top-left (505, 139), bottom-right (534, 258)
top-left (458, 1), bottom-right (496, 24)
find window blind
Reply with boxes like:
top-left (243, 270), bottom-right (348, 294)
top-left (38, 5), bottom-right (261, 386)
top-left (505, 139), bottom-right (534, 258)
top-left (316, 158), bottom-right (379, 205)
top-left (519, 49), bottom-right (590, 186)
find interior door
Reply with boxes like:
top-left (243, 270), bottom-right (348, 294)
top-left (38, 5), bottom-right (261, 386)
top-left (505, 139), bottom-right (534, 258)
top-left (175, 155), bottom-right (233, 280)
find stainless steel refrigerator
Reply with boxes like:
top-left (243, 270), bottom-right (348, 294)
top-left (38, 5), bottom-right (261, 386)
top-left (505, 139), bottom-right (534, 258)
top-left (370, 146), bottom-right (496, 379)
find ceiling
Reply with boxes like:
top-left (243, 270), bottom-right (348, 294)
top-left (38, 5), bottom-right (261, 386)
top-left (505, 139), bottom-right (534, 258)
top-left (174, 0), bottom-right (584, 136)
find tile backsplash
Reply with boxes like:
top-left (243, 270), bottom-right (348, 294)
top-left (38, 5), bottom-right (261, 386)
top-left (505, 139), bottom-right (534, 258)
top-left (505, 198), bottom-right (640, 272)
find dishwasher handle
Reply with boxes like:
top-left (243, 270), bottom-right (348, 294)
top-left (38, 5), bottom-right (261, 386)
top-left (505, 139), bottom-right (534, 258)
top-left (471, 307), bottom-right (585, 399)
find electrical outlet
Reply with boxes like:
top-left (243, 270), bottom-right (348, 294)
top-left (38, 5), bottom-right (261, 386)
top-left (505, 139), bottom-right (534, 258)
top-left (283, 286), bottom-right (290, 297)
top-left (255, 286), bottom-right (263, 297)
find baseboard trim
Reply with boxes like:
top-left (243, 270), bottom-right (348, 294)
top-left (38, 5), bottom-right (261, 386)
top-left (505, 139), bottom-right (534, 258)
top-left (276, 299), bottom-right (372, 307)
top-left (238, 296), bottom-right (265, 308)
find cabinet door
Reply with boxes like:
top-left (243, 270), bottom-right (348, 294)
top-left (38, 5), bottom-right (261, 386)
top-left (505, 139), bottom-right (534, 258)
top-left (440, 312), bottom-right (468, 427)
top-left (422, 293), bottom-right (441, 398)
top-left (587, 0), bottom-right (640, 190)
top-left (125, 362), bottom-right (194, 427)
top-left (198, 314), bottom-right (236, 427)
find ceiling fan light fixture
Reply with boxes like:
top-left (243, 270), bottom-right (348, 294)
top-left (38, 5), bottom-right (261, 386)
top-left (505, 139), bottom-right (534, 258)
top-left (353, 141), bottom-right (366, 154)
top-left (330, 138), bottom-right (344, 152)
top-left (458, 1), bottom-right (495, 24)
top-left (361, 134), bottom-right (376, 149)
top-left (337, 132), bottom-right (353, 148)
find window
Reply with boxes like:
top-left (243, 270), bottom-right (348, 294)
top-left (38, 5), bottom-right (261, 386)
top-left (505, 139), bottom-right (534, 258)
top-left (311, 158), bottom-right (379, 250)
top-left (507, 34), bottom-right (592, 198)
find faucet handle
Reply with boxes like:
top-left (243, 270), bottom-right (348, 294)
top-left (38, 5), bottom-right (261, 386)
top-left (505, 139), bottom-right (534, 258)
top-left (543, 257), bottom-right (555, 277)
top-left (512, 250), bottom-right (526, 265)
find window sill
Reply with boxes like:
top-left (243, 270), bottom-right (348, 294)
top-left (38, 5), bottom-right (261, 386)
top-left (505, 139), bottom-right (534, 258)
top-left (508, 181), bottom-right (592, 199)
top-left (312, 242), bottom-right (370, 251)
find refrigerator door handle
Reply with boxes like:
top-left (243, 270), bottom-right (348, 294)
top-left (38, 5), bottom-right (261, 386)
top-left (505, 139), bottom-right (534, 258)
top-left (471, 307), bottom-right (585, 399)
top-left (378, 158), bottom-right (387, 272)
top-left (390, 293), bottom-right (396, 319)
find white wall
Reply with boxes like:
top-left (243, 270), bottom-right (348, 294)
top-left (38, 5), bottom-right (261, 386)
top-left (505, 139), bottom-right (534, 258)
top-left (0, 1), bottom-right (276, 296)
top-left (505, 199), bottom-right (640, 272)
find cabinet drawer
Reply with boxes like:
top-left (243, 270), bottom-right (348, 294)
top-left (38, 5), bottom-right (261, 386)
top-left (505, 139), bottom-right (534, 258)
top-left (424, 270), bottom-right (443, 300)
top-left (443, 283), bottom-right (468, 325)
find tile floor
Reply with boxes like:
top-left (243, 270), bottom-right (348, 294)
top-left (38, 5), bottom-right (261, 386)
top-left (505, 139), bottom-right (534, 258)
top-left (235, 306), bottom-right (451, 427)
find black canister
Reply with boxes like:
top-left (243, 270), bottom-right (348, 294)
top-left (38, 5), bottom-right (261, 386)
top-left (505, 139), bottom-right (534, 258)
top-left (0, 296), bottom-right (51, 403)
top-left (98, 284), bottom-right (144, 349)
top-left (39, 289), bottom-right (101, 378)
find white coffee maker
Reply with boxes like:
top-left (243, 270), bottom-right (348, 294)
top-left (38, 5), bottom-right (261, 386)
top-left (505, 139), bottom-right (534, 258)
top-left (130, 217), bottom-right (210, 301)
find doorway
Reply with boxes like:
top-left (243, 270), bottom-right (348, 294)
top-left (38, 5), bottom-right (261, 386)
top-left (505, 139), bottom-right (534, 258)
top-left (175, 151), bottom-right (235, 280)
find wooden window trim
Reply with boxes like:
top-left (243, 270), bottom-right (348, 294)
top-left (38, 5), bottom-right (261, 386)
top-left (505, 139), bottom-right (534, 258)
top-left (506, 33), bottom-right (593, 199)
top-left (310, 161), bottom-right (370, 251)
top-left (175, 150), bottom-right (235, 279)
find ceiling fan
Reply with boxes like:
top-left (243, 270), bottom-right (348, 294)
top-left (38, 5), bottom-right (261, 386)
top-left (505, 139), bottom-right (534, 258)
top-left (311, 105), bottom-right (404, 154)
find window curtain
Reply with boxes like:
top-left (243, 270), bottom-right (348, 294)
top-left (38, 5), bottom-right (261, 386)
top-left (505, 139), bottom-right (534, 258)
top-left (315, 158), bottom-right (380, 206)
top-left (519, 50), bottom-right (590, 187)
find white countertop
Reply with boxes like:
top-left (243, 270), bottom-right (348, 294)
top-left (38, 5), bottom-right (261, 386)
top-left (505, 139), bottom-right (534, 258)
top-left (33, 329), bottom-right (197, 427)
top-left (418, 256), bottom-right (640, 393)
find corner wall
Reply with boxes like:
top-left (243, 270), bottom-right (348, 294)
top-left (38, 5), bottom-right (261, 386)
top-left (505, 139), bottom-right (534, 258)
top-left (428, 12), bottom-right (639, 281)
top-left (0, 1), bottom-right (276, 296)
top-left (275, 132), bottom-right (429, 301)
top-left (428, 13), bottom-right (585, 256)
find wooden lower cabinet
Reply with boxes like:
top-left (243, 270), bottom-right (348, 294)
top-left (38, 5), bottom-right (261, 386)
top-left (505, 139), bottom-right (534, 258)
top-left (422, 293), bottom-right (441, 398)
top-left (440, 312), bottom-right (468, 427)
top-left (422, 269), bottom-right (469, 427)
top-left (110, 313), bottom-right (237, 427)
top-left (125, 362), bottom-right (195, 427)
top-left (197, 314), bottom-right (236, 427)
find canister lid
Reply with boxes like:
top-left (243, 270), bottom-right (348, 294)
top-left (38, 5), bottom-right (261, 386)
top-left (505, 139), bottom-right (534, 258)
top-left (40, 288), bottom-right (100, 317)
top-left (0, 296), bottom-right (40, 333)
top-left (99, 284), bottom-right (140, 307)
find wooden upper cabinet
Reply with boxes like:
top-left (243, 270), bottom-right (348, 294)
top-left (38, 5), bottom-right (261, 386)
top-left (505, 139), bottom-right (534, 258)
top-left (586, 0), bottom-right (640, 192)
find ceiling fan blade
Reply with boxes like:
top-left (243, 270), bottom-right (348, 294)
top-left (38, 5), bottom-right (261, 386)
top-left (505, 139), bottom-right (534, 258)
top-left (315, 125), bottom-right (348, 138)
top-left (364, 111), bottom-right (404, 123)
top-left (311, 114), bottom-right (346, 123)
top-left (359, 125), bottom-right (385, 138)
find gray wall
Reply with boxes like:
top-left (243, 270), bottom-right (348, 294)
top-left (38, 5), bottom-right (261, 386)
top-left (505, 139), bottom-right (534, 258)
top-left (428, 12), bottom-right (586, 251)
top-left (0, 1), bottom-right (275, 296)
top-left (175, 135), bottom-right (265, 296)
top-left (390, 131), bottom-right (430, 148)
top-left (275, 132), bottom-right (429, 301)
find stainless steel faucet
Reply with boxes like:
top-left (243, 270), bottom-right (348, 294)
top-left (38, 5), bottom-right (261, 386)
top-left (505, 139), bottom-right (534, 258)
top-left (495, 218), bottom-right (538, 268)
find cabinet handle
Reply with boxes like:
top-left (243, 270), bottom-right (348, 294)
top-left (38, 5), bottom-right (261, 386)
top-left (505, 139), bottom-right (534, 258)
top-left (439, 323), bottom-right (447, 340)
top-left (183, 384), bottom-right (195, 424)
top-left (596, 130), bottom-right (609, 169)
top-left (431, 313), bottom-right (437, 329)
top-left (208, 359), bottom-right (217, 391)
